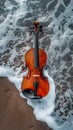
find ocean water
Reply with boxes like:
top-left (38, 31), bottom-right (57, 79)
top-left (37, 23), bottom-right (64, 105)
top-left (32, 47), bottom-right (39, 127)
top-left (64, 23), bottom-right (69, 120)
top-left (0, 0), bottom-right (73, 130)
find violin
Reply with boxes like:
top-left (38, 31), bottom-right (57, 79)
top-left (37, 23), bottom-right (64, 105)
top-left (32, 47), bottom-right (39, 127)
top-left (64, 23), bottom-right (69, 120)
top-left (21, 21), bottom-right (50, 99)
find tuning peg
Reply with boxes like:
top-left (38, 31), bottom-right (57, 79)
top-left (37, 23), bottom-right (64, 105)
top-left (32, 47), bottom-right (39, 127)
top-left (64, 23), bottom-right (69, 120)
top-left (28, 21), bottom-right (45, 35)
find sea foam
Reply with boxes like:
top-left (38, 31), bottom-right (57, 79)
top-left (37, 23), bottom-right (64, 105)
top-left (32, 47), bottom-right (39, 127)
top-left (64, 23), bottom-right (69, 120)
top-left (0, 65), bottom-right (57, 129)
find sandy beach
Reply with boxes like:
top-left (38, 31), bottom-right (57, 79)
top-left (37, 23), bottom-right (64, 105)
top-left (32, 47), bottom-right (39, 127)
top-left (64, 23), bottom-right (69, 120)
top-left (0, 77), bottom-right (52, 130)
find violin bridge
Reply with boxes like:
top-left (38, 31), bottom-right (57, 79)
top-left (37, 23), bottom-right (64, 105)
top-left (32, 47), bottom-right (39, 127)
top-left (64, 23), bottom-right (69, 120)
top-left (33, 74), bottom-right (40, 77)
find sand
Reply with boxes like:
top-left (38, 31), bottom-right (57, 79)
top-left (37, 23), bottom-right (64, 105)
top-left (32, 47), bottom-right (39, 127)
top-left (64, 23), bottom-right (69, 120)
top-left (0, 77), bottom-right (52, 130)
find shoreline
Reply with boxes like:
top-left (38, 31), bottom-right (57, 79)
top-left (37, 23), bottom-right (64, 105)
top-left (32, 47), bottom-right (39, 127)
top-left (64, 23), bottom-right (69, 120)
top-left (0, 77), bottom-right (52, 130)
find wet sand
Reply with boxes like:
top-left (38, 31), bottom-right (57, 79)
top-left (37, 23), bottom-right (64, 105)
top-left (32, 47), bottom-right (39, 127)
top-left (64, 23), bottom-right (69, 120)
top-left (0, 77), bottom-right (52, 130)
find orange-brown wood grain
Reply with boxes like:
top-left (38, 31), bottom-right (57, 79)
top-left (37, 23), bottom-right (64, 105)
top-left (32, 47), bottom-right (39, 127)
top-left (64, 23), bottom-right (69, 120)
top-left (21, 48), bottom-right (50, 98)
top-left (25, 48), bottom-right (47, 70)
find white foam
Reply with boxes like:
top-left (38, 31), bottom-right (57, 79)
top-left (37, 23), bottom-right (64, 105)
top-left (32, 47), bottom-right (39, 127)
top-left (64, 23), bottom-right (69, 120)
top-left (26, 69), bottom-right (58, 130)
top-left (0, 65), bottom-right (72, 130)
top-left (0, 65), bottom-right (57, 129)
top-left (15, 0), bottom-right (27, 5)
top-left (0, 66), bottom-right (23, 90)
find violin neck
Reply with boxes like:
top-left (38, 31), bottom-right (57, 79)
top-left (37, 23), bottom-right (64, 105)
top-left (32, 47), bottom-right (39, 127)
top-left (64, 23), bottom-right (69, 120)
top-left (34, 31), bottom-right (39, 68)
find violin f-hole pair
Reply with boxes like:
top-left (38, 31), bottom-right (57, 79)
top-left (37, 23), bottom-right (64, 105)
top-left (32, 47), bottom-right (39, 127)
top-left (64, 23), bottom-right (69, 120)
top-left (21, 21), bottom-right (50, 99)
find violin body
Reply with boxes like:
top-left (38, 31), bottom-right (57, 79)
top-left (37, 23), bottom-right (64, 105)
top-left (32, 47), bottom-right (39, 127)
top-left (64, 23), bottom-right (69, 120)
top-left (21, 48), bottom-right (50, 98)
top-left (21, 21), bottom-right (50, 99)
